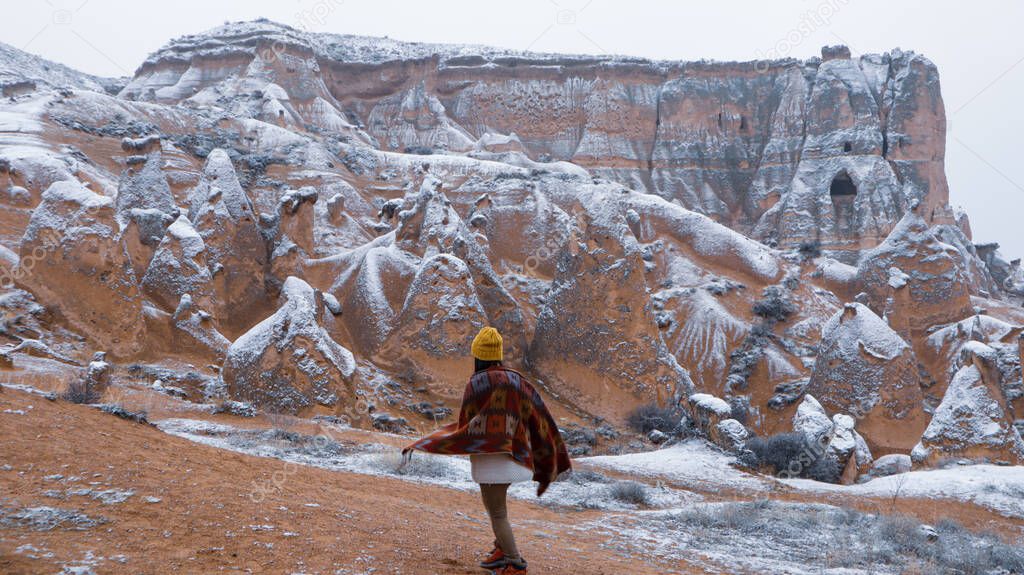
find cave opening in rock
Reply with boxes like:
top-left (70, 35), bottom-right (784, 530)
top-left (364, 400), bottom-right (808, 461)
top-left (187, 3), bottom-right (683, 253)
top-left (843, 141), bottom-right (852, 152)
top-left (829, 171), bottom-right (857, 197)
top-left (830, 171), bottom-right (857, 237)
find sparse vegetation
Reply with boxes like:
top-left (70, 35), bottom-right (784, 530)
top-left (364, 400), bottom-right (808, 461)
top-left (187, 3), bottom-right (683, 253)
top-left (654, 500), bottom-right (1024, 574)
top-left (403, 145), bottom-right (434, 155)
top-left (60, 377), bottom-right (101, 404)
top-left (626, 403), bottom-right (684, 435)
top-left (742, 431), bottom-right (839, 483)
top-left (797, 240), bottom-right (822, 261)
top-left (751, 286), bottom-right (796, 322)
top-left (97, 403), bottom-right (149, 425)
top-left (606, 480), bottom-right (651, 506)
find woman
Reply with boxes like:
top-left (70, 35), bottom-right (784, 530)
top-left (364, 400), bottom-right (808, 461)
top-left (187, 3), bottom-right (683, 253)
top-left (403, 327), bottom-right (572, 575)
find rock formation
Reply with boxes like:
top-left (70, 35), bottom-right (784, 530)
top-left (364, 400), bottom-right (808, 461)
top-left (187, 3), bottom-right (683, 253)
top-left (222, 276), bottom-right (356, 414)
top-left (121, 22), bottom-right (951, 254)
top-left (912, 342), bottom-right (1024, 465)
top-left (530, 191), bottom-right (693, 421)
top-left (856, 205), bottom-right (973, 337)
top-left (141, 215), bottom-right (217, 313)
top-left (16, 181), bottom-right (145, 358)
top-left (186, 149), bottom-right (272, 338)
top-left (374, 253), bottom-right (488, 385)
top-left (806, 303), bottom-right (928, 452)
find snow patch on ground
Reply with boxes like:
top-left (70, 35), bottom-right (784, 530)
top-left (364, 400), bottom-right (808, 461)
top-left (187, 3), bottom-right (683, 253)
top-left (783, 464), bottom-right (1024, 519)
top-left (582, 439), bottom-right (770, 493)
top-left (156, 418), bottom-right (694, 511)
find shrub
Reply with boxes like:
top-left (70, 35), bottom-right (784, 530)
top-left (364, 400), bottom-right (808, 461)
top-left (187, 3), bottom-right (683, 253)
top-left (61, 378), bottom-right (101, 404)
top-left (804, 454), bottom-right (841, 483)
top-left (566, 469), bottom-right (613, 485)
top-left (403, 145), bottom-right (434, 155)
top-left (744, 432), bottom-right (806, 475)
top-left (743, 432), bottom-right (838, 482)
top-left (797, 240), bottom-right (822, 260)
top-left (97, 403), bottom-right (149, 425)
top-left (606, 481), bottom-right (651, 506)
top-left (626, 403), bottom-right (683, 435)
top-left (752, 287), bottom-right (796, 322)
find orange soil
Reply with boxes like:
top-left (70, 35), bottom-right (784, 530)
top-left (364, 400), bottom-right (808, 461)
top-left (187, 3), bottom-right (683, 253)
top-left (1, 382), bottom-right (1020, 575)
top-left (0, 386), bottom-right (696, 575)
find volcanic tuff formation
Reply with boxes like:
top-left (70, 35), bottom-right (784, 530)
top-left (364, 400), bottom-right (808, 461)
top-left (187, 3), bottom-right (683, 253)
top-left (1, 19), bottom-right (1022, 474)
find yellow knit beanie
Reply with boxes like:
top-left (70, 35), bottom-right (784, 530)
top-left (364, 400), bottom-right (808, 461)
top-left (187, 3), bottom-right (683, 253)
top-left (471, 327), bottom-right (503, 361)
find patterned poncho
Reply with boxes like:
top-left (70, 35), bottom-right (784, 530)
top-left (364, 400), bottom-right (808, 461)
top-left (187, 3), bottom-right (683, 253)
top-left (403, 366), bottom-right (572, 496)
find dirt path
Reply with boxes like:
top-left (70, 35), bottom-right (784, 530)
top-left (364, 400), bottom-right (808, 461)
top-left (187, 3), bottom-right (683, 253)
top-left (0, 387), bottom-right (696, 574)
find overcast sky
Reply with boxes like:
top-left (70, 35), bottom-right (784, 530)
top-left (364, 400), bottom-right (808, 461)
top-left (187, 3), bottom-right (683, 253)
top-left (7, 0), bottom-right (1024, 258)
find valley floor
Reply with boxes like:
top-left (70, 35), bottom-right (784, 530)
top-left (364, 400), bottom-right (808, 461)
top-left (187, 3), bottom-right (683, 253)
top-left (1, 380), bottom-right (1022, 575)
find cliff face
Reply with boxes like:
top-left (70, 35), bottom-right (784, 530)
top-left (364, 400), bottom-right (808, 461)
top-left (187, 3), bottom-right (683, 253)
top-left (121, 21), bottom-right (948, 258)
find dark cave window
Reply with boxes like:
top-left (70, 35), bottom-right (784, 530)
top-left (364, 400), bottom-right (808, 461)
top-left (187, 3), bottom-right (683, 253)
top-left (829, 171), bottom-right (857, 197)
top-left (843, 142), bottom-right (852, 152)
top-left (739, 115), bottom-right (749, 131)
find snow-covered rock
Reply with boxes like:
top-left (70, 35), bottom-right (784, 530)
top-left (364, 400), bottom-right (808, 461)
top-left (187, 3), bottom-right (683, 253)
top-left (688, 393), bottom-right (734, 446)
top-left (223, 276), bottom-right (356, 414)
top-left (911, 343), bottom-right (1024, 466)
top-left (806, 303), bottom-right (928, 451)
top-left (186, 149), bottom-right (271, 337)
top-left (792, 395), bottom-right (834, 443)
top-left (530, 190), bottom-right (694, 422)
top-left (862, 453), bottom-right (911, 481)
top-left (714, 418), bottom-right (750, 453)
top-left (856, 206), bottom-right (973, 336)
top-left (141, 215), bottom-right (216, 313)
top-left (16, 180), bottom-right (145, 357)
top-left (374, 253), bottom-right (487, 383)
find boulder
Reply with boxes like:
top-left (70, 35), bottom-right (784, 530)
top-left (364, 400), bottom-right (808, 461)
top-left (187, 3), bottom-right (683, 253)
top-left (806, 303), bottom-right (928, 451)
top-left (688, 393), bottom-right (732, 441)
top-left (792, 394), bottom-right (834, 443)
top-left (862, 453), bottom-right (912, 481)
top-left (141, 215), bottom-right (217, 314)
top-left (856, 206), bottom-right (973, 336)
top-left (714, 418), bottom-right (750, 453)
top-left (830, 413), bottom-right (873, 483)
top-left (911, 342), bottom-right (1024, 466)
top-left (223, 276), bottom-right (356, 414)
top-left (16, 180), bottom-right (145, 358)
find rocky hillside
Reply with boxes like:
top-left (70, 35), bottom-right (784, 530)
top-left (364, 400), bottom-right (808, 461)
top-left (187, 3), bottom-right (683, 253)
top-left (0, 19), bottom-right (1023, 482)
top-left (120, 21), bottom-right (949, 257)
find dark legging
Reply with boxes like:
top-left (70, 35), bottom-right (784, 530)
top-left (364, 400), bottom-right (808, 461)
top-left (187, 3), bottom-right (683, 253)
top-left (480, 483), bottom-right (522, 562)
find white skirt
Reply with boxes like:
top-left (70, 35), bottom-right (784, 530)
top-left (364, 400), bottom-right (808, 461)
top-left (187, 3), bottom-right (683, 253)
top-left (470, 453), bottom-right (533, 484)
